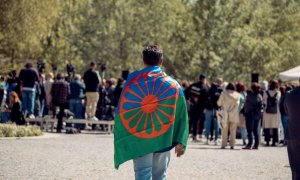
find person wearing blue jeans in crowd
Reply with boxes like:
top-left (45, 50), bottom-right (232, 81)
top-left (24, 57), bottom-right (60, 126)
top-left (204, 83), bottom-right (221, 145)
top-left (69, 74), bottom-right (85, 131)
top-left (19, 63), bottom-right (39, 119)
top-left (279, 86), bottom-right (291, 145)
top-left (236, 82), bottom-right (247, 145)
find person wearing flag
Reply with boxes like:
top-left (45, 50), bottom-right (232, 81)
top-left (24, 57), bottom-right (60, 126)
top-left (114, 45), bottom-right (189, 180)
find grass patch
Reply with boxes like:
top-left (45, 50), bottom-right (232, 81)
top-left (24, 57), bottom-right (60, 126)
top-left (0, 124), bottom-right (42, 137)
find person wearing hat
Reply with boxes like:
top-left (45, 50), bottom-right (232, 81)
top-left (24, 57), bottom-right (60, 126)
top-left (185, 73), bottom-right (209, 141)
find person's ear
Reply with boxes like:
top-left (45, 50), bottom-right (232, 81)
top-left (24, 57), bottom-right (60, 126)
top-left (159, 58), bottom-right (164, 66)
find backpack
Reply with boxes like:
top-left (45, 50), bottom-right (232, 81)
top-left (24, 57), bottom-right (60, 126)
top-left (266, 91), bottom-right (278, 114)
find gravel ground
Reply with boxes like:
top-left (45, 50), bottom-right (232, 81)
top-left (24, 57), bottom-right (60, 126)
top-left (0, 133), bottom-right (291, 180)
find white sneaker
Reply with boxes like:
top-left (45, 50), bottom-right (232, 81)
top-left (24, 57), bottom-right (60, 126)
top-left (28, 114), bottom-right (35, 119)
top-left (214, 141), bottom-right (218, 146)
top-left (205, 140), bottom-right (209, 145)
top-left (91, 116), bottom-right (99, 121)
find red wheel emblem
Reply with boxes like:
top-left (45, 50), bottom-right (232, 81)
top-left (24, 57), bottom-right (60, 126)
top-left (119, 73), bottom-right (178, 138)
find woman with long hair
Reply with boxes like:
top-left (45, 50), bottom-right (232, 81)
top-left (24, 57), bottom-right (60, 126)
top-left (263, 80), bottom-right (281, 146)
top-left (7, 91), bottom-right (25, 125)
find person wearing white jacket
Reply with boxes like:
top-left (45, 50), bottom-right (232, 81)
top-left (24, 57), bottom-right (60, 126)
top-left (217, 83), bottom-right (241, 149)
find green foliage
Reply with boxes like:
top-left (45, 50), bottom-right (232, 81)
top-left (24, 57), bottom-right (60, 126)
top-left (0, 0), bottom-right (300, 83)
top-left (0, 124), bottom-right (42, 137)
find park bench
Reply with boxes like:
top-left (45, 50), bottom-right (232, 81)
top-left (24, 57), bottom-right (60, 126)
top-left (26, 118), bottom-right (115, 134)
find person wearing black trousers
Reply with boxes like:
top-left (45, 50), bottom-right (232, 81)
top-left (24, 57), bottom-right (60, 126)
top-left (284, 82), bottom-right (300, 180)
top-left (243, 83), bottom-right (263, 150)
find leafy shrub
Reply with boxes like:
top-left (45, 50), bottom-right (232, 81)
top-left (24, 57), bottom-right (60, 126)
top-left (0, 124), bottom-right (42, 137)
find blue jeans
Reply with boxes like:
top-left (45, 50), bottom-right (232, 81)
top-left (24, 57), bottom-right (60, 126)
top-left (22, 90), bottom-right (35, 116)
top-left (241, 128), bottom-right (247, 142)
top-left (205, 109), bottom-right (219, 141)
top-left (39, 99), bottom-right (45, 117)
top-left (0, 112), bottom-right (10, 123)
top-left (69, 99), bottom-right (84, 129)
top-left (133, 151), bottom-right (170, 180)
top-left (281, 115), bottom-right (288, 142)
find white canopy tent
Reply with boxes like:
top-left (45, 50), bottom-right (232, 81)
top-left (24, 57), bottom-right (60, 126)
top-left (279, 65), bottom-right (300, 81)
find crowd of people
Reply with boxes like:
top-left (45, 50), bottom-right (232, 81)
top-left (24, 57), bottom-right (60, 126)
top-left (0, 62), bottom-right (124, 133)
top-left (0, 61), bottom-right (297, 149)
top-left (183, 74), bottom-right (296, 150)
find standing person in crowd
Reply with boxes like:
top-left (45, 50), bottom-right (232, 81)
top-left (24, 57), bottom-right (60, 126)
top-left (0, 79), bottom-right (8, 123)
top-left (51, 73), bottom-right (70, 133)
top-left (204, 83), bottom-right (220, 145)
top-left (185, 74), bottom-right (209, 142)
top-left (217, 83), bottom-right (241, 149)
top-left (279, 86), bottom-right (289, 146)
top-left (7, 91), bottom-right (25, 125)
top-left (44, 73), bottom-right (54, 116)
top-left (181, 80), bottom-right (189, 91)
top-left (19, 63), bottom-right (39, 119)
top-left (38, 75), bottom-right (46, 117)
top-left (114, 45), bottom-right (189, 179)
top-left (113, 78), bottom-right (124, 107)
top-left (83, 62), bottom-right (101, 121)
top-left (263, 80), bottom-right (281, 146)
top-left (243, 83), bottom-right (263, 150)
top-left (69, 74), bottom-right (85, 131)
top-left (103, 79), bottom-right (115, 120)
top-left (236, 82), bottom-right (247, 146)
top-left (34, 81), bottom-right (41, 118)
top-left (284, 81), bottom-right (300, 180)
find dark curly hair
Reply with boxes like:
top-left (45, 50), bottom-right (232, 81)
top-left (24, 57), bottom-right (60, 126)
top-left (142, 45), bottom-right (163, 66)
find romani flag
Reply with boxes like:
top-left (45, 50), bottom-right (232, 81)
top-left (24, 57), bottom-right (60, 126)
top-left (114, 66), bottom-right (189, 169)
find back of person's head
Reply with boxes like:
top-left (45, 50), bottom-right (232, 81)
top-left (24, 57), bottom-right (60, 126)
top-left (106, 79), bottom-right (113, 87)
top-left (236, 82), bottom-right (245, 93)
top-left (117, 78), bottom-right (124, 86)
top-left (25, 63), bottom-right (33, 68)
top-left (181, 80), bottom-right (189, 89)
top-left (269, 80), bottom-right (279, 90)
top-left (74, 74), bottom-right (81, 81)
top-left (199, 74), bottom-right (206, 82)
top-left (10, 91), bottom-right (20, 104)
top-left (226, 82), bottom-right (236, 91)
top-left (216, 78), bottom-right (223, 86)
top-left (142, 45), bottom-right (163, 66)
top-left (56, 73), bottom-right (63, 80)
top-left (90, 62), bottom-right (96, 69)
top-left (46, 73), bottom-right (54, 80)
top-left (279, 86), bottom-right (286, 95)
top-left (251, 83), bottom-right (261, 94)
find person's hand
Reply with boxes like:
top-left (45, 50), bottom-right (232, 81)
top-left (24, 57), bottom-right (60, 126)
top-left (175, 144), bottom-right (184, 157)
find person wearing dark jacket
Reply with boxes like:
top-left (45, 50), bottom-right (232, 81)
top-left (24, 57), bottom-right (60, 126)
top-left (69, 74), bottom-right (85, 130)
top-left (7, 91), bottom-right (25, 125)
top-left (185, 74), bottom-right (209, 141)
top-left (19, 63), bottom-right (39, 119)
top-left (51, 74), bottom-right (70, 133)
top-left (243, 83), bottom-right (263, 150)
top-left (204, 83), bottom-right (220, 145)
top-left (83, 62), bottom-right (101, 121)
top-left (284, 84), bottom-right (300, 180)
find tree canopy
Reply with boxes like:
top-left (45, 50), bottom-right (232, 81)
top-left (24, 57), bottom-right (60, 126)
top-left (0, 0), bottom-right (299, 83)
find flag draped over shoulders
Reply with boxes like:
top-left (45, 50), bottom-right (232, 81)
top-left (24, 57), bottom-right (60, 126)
top-left (114, 66), bottom-right (189, 169)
